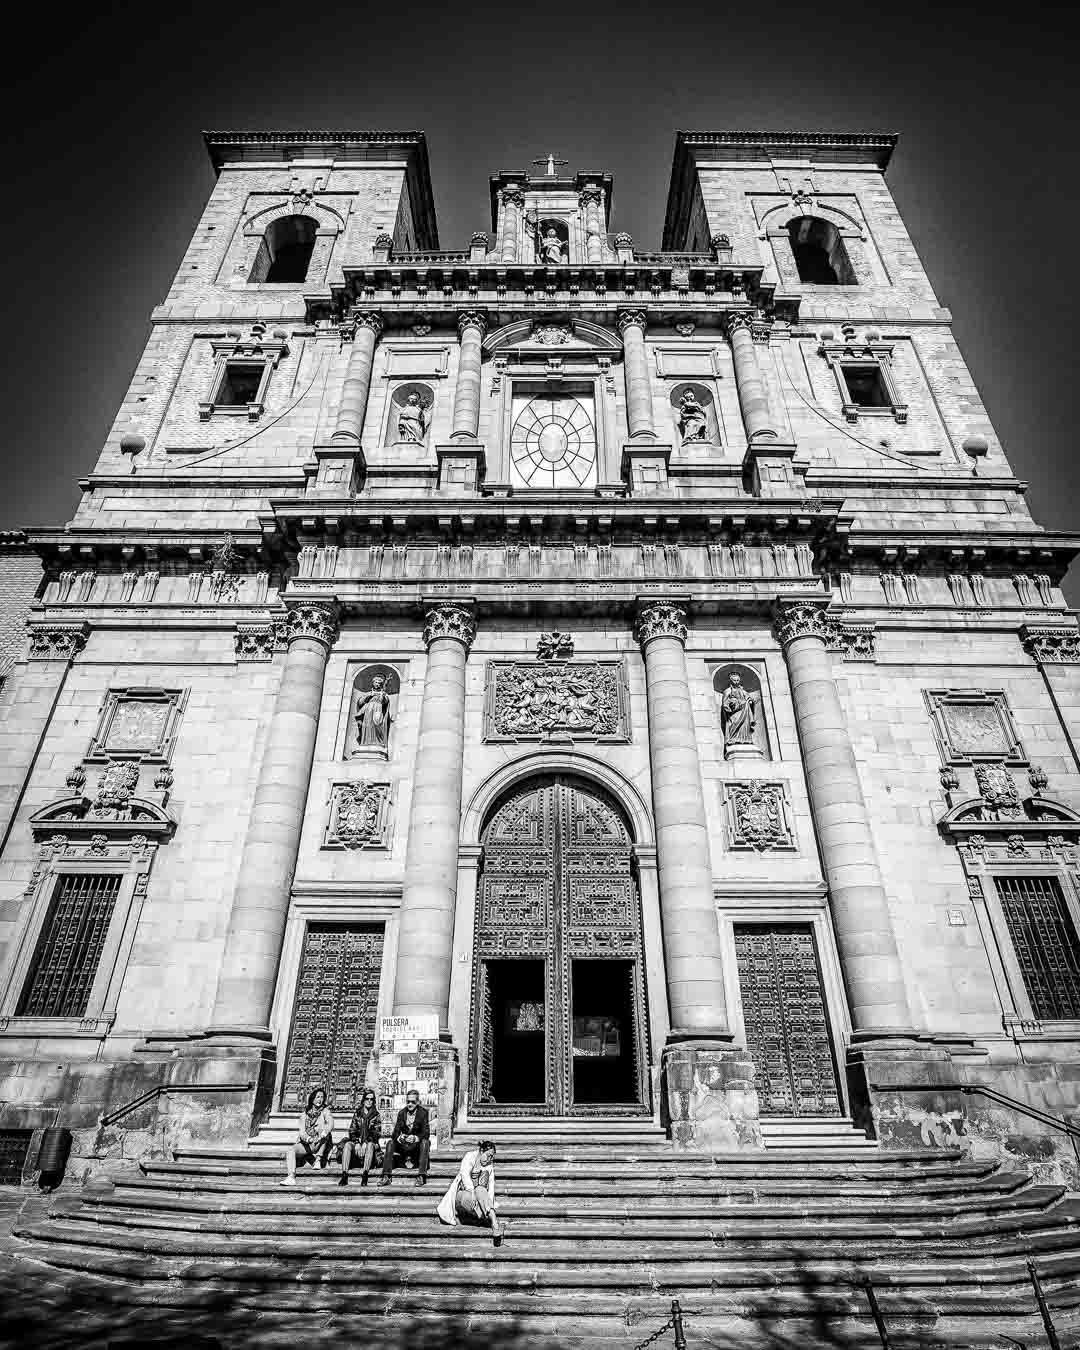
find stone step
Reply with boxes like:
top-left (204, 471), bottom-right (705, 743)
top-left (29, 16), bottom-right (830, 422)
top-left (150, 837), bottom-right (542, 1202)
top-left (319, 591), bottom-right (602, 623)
top-left (759, 1115), bottom-right (878, 1149)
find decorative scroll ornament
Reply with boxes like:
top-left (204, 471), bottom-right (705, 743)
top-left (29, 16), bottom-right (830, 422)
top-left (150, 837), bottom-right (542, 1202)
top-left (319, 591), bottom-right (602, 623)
top-left (457, 311), bottom-right (488, 338)
top-left (537, 631), bottom-right (574, 660)
top-left (634, 602), bottom-right (688, 648)
top-left (285, 602), bottom-right (341, 650)
top-left (92, 761), bottom-right (141, 816)
top-left (1021, 626), bottom-right (1080, 664)
top-left (532, 324), bottom-right (571, 345)
top-left (325, 781), bottom-right (392, 849)
top-left (616, 310), bottom-right (648, 336)
top-left (485, 660), bottom-right (629, 741)
top-left (773, 601), bottom-right (834, 648)
top-left (28, 623), bottom-right (88, 660)
top-left (373, 231), bottom-right (394, 250)
top-left (974, 763), bottom-right (1023, 820)
top-left (723, 781), bottom-right (796, 851)
top-left (423, 604), bottom-right (476, 651)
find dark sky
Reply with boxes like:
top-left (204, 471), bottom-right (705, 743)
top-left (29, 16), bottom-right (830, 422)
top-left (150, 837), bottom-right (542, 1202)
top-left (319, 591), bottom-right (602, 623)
top-left (2, 0), bottom-right (1077, 596)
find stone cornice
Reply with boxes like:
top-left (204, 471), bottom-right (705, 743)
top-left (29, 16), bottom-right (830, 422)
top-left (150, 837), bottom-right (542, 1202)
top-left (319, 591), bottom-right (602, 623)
top-left (676, 130), bottom-right (897, 167)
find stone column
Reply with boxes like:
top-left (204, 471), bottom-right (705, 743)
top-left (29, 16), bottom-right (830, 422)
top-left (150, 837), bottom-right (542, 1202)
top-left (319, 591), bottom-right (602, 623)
top-left (581, 186), bottom-right (604, 264)
top-left (332, 312), bottom-right (384, 444)
top-left (499, 188), bottom-right (524, 263)
top-left (635, 601), bottom-right (728, 1039)
top-left (210, 600), bottom-right (341, 1035)
top-left (774, 601), bottom-right (912, 1036)
top-left (725, 311), bottom-right (777, 443)
top-left (451, 312), bottom-right (487, 441)
top-left (393, 603), bottom-right (476, 1030)
top-left (618, 310), bottom-right (655, 441)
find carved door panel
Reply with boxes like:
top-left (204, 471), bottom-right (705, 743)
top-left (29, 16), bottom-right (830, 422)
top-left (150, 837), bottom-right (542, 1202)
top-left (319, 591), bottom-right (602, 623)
top-left (734, 924), bottom-right (841, 1117)
top-left (281, 923), bottom-right (384, 1112)
top-left (471, 776), bottom-right (648, 1115)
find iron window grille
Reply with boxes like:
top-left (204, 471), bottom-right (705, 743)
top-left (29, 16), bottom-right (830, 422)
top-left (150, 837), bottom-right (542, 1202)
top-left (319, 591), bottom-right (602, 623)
top-left (995, 875), bottom-right (1080, 1021)
top-left (16, 873), bottom-right (123, 1018)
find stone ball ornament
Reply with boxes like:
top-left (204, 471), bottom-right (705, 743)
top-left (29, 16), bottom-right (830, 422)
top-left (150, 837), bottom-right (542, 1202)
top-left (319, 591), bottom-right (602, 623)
top-left (962, 434), bottom-right (989, 474)
top-left (120, 433), bottom-right (145, 474)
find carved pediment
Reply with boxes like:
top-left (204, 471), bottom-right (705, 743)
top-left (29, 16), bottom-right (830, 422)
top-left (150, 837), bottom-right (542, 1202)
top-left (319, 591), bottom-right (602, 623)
top-left (483, 318), bottom-right (622, 355)
top-left (30, 795), bottom-right (175, 843)
top-left (938, 794), bottom-right (1080, 844)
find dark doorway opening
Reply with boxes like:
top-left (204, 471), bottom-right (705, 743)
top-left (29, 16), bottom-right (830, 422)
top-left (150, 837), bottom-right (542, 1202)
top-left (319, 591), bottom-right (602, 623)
top-left (571, 959), bottom-right (637, 1104)
top-left (488, 959), bottom-right (546, 1104)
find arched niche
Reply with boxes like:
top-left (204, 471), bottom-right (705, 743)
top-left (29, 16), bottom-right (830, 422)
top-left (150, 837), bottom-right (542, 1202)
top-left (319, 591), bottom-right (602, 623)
top-left (669, 382), bottom-right (721, 448)
top-left (713, 663), bottom-right (770, 760)
top-left (787, 216), bottom-right (856, 286)
top-left (384, 382), bottom-right (434, 447)
top-left (249, 215), bottom-right (318, 284)
top-left (534, 217), bottom-right (569, 265)
top-left (347, 664), bottom-right (401, 759)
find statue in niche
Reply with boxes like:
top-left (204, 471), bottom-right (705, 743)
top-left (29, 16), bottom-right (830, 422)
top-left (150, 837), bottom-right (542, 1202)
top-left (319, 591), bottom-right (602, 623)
top-left (678, 389), bottom-right (709, 444)
top-left (721, 674), bottom-right (760, 758)
top-left (353, 675), bottom-right (392, 752)
top-left (397, 392), bottom-right (428, 444)
top-left (538, 227), bottom-right (566, 265)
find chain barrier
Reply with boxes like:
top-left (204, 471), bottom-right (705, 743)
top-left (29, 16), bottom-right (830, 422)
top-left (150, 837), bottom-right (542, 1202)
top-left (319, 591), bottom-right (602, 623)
top-left (629, 1298), bottom-right (688, 1350)
top-left (630, 1316), bottom-right (674, 1350)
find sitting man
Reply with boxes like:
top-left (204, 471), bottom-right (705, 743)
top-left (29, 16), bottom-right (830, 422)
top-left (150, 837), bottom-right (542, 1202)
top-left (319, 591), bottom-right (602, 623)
top-left (379, 1087), bottom-right (430, 1187)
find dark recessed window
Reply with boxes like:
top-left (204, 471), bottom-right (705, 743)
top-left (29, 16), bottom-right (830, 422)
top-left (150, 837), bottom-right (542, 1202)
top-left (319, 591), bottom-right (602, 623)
top-left (250, 215), bottom-right (317, 284)
top-left (17, 873), bottom-right (123, 1018)
top-left (788, 216), bottom-right (856, 285)
top-left (842, 364), bottom-right (891, 409)
top-left (216, 363), bottom-right (264, 407)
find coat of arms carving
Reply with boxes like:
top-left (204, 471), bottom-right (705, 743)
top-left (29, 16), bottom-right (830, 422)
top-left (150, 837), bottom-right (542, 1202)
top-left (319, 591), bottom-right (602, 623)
top-left (483, 661), bottom-right (630, 742)
top-left (722, 780), bottom-right (796, 851)
top-left (325, 782), bottom-right (392, 849)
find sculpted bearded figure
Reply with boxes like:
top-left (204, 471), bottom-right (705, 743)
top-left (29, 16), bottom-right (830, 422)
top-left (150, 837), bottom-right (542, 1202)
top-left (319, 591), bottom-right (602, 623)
top-left (354, 675), bottom-right (392, 751)
top-left (539, 227), bottom-right (565, 265)
top-left (397, 392), bottom-right (428, 444)
top-left (678, 389), bottom-right (709, 443)
top-left (720, 674), bottom-right (757, 751)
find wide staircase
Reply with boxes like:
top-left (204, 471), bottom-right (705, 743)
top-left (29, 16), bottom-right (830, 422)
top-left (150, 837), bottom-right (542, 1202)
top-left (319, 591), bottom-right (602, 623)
top-left (11, 1114), bottom-right (1080, 1348)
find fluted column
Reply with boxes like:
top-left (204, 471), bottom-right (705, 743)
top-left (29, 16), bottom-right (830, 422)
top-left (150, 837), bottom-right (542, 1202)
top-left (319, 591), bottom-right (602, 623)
top-left (618, 310), bottom-right (655, 441)
top-left (210, 601), bottom-right (341, 1035)
top-left (451, 312), bottom-right (488, 441)
top-left (332, 312), bottom-right (384, 444)
top-left (726, 311), bottom-right (776, 443)
top-left (636, 601), bottom-right (730, 1039)
top-left (499, 188), bottom-right (524, 263)
top-left (581, 186), bottom-right (604, 264)
top-left (393, 603), bottom-right (477, 1030)
top-left (774, 601), bottom-right (913, 1036)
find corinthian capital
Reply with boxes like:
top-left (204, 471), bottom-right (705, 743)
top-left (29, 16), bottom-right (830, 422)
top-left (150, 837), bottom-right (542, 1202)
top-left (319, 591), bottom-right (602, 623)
top-left (617, 310), bottom-right (648, 337)
top-left (634, 601), bottom-right (688, 648)
top-left (723, 310), bottom-right (757, 339)
top-left (457, 311), bottom-right (488, 339)
top-left (27, 622), bottom-right (89, 661)
top-left (284, 601), bottom-right (341, 650)
top-left (349, 311), bottom-right (385, 340)
top-left (500, 187), bottom-right (525, 209)
top-left (1021, 624), bottom-right (1080, 664)
top-left (579, 185), bottom-right (604, 208)
top-left (423, 604), bottom-right (477, 651)
top-left (772, 600), bottom-right (835, 648)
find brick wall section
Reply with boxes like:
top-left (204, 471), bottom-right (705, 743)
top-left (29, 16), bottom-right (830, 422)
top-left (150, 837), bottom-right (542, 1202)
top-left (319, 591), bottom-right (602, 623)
top-left (0, 539), bottom-right (41, 680)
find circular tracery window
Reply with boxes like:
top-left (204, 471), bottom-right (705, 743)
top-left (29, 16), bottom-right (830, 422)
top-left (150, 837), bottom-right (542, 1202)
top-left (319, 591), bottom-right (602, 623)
top-left (510, 396), bottom-right (597, 488)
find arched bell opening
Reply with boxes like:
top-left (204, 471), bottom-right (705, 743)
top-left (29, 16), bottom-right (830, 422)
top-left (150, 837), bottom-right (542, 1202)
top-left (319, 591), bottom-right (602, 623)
top-left (469, 773), bottom-right (650, 1116)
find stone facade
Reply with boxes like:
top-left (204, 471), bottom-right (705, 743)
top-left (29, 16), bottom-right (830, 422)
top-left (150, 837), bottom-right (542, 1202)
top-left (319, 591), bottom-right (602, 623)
top-left (1, 130), bottom-right (1079, 1184)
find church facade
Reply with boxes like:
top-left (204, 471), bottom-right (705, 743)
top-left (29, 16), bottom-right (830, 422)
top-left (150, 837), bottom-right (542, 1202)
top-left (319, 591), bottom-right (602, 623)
top-left (1, 129), bottom-right (1079, 1178)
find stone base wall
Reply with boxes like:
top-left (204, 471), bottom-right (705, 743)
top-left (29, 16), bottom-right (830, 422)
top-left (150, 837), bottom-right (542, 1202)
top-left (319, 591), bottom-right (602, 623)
top-left (661, 1042), bottom-right (762, 1151)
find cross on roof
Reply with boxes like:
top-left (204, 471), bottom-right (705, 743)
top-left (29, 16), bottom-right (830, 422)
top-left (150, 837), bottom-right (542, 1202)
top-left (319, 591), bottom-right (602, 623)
top-left (532, 153), bottom-right (569, 177)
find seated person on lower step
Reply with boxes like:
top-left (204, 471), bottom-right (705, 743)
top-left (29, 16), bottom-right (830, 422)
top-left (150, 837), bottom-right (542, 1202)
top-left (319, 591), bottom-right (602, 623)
top-left (379, 1088), bottom-right (430, 1187)
top-left (437, 1140), bottom-right (503, 1246)
top-left (281, 1087), bottom-right (334, 1186)
top-left (338, 1088), bottom-right (382, 1187)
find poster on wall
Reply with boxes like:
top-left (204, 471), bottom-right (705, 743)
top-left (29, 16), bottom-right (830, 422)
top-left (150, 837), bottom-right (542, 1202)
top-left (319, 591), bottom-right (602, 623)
top-left (376, 1013), bottom-right (441, 1150)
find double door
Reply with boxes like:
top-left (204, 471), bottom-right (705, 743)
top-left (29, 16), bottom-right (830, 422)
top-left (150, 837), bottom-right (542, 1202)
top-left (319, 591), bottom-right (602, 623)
top-left (471, 776), bottom-right (649, 1115)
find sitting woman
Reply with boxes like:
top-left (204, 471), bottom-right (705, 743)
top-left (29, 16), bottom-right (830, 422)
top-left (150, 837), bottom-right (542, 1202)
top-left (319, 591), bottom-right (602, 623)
top-left (436, 1139), bottom-right (503, 1245)
top-left (338, 1088), bottom-right (382, 1187)
top-left (281, 1087), bottom-right (334, 1186)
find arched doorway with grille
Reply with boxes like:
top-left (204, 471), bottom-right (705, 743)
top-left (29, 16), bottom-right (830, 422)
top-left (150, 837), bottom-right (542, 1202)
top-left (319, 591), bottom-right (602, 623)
top-left (469, 775), bottom-right (650, 1116)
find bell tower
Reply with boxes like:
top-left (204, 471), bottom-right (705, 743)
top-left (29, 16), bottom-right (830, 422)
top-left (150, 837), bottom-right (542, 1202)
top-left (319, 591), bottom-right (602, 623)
top-left (490, 164), bottom-right (613, 265)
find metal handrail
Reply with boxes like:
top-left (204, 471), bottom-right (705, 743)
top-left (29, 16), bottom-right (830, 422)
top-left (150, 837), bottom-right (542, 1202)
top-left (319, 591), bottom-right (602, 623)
top-left (99, 1080), bottom-right (255, 1128)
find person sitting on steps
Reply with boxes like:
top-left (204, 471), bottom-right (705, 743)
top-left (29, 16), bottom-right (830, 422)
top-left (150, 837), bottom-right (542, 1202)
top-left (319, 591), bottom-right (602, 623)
top-left (338, 1087), bottom-right (382, 1187)
top-left (437, 1140), bottom-right (503, 1246)
top-left (378, 1088), bottom-right (430, 1187)
top-left (281, 1087), bottom-right (333, 1186)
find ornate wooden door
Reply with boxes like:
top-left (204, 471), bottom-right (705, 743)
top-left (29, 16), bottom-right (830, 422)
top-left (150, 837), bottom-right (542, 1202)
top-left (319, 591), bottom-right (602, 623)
top-left (281, 923), bottom-right (384, 1112)
top-left (734, 923), bottom-right (841, 1117)
top-left (471, 776), bottom-right (648, 1115)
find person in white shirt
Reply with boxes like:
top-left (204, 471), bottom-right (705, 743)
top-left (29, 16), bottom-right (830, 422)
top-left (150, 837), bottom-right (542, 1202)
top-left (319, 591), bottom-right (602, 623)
top-left (436, 1140), bottom-right (503, 1245)
top-left (280, 1087), bottom-right (334, 1186)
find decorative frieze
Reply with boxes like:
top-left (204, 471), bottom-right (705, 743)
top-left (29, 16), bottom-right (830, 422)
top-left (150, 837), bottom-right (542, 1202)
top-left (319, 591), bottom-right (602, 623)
top-left (484, 660), bottom-right (630, 742)
top-left (722, 780), bottom-right (796, 852)
top-left (1021, 625), bottom-right (1080, 664)
top-left (324, 781), bottom-right (392, 849)
top-left (27, 623), bottom-right (88, 660)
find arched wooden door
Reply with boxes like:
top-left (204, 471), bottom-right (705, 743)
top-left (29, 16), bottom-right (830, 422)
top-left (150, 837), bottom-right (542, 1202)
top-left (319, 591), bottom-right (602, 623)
top-left (470, 776), bottom-right (649, 1115)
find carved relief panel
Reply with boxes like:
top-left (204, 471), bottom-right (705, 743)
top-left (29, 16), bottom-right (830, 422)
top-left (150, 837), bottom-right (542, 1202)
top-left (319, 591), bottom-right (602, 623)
top-left (483, 660), bottom-right (630, 742)
top-left (324, 782), bottom-right (392, 850)
top-left (86, 688), bottom-right (187, 763)
top-left (925, 689), bottom-right (1026, 766)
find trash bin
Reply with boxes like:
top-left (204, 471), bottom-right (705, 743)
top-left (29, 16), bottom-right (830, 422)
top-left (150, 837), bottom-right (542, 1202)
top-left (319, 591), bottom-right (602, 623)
top-left (37, 1126), bottom-right (72, 1187)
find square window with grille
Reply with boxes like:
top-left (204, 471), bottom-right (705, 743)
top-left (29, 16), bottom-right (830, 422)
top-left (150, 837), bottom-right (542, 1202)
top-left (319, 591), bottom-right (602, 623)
top-left (17, 874), bottom-right (122, 1018)
top-left (995, 875), bottom-right (1080, 1021)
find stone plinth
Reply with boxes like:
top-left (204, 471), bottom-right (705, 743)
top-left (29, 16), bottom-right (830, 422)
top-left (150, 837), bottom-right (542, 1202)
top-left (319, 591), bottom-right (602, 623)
top-left (662, 1043), bottom-right (762, 1151)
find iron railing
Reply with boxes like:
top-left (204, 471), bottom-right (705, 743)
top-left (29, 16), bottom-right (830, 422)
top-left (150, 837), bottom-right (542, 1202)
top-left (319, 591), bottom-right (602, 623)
top-left (99, 1080), bottom-right (255, 1128)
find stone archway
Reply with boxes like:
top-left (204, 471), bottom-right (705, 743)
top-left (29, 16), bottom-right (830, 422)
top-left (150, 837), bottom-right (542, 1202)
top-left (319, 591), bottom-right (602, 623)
top-left (469, 774), bottom-right (650, 1116)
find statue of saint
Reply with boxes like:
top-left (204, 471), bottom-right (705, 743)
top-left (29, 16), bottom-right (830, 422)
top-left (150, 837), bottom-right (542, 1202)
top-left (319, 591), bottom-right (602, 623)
top-left (721, 674), bottom-right (757, 749)
top-left (354, 675), bottom-right (392, 751)
top-left (539, 227), bottom-right (565, 265)
top-left (678, 389), bottom-right (709, 444)
top-left (397, 392), bottom-right (428, 444)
